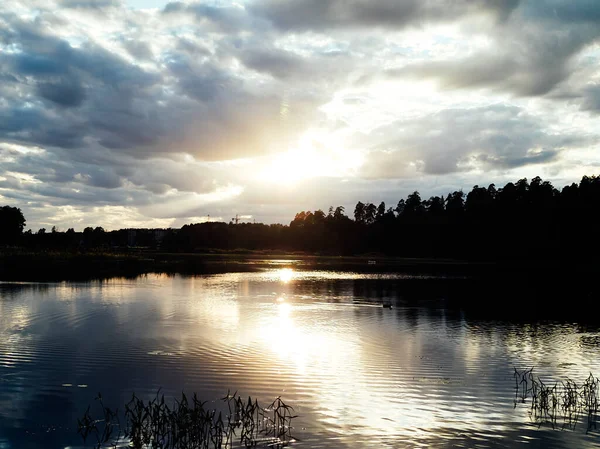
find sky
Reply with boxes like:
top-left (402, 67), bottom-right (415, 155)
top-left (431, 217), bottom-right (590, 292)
top-left (0, 0), bottom-right (599, 231)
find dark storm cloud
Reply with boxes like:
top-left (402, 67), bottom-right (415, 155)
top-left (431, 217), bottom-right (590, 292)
top-left (36, 78), bottom-right (87, 107)
top-left (251, 0), bottom-right (520, 31)
top-left (12, 52), bottom-right (65, 75)
top-left (359, 104), bottom-right (589, 177)
top-left (391, 0), bottom-right (600, 97)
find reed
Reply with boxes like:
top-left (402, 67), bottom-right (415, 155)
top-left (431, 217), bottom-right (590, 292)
top-left (77, 390), bottom-right (296, 448)
top-left (513, 368), bottom-right (599, 432)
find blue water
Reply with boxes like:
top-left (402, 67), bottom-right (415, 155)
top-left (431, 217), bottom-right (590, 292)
top-left (1, 270), bottom-right (599, 448)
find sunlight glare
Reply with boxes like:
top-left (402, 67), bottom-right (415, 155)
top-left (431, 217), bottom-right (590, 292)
top-left (259, 130), bottom-right (362, 184)
top-left (277, 268), bottom-right (294, 283)
top-left (278, 302), bottom-right (292, 317)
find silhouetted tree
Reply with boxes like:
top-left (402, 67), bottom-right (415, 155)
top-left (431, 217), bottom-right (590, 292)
top-left (290, 211), bottom-right (306, 227)
top-left (404, 192), bottom-right (423, 215)
top-left (395, 199), bottom-right (405, 216)
top-left (7, 174), bottom-right (600, 262)
top-left (333, 206), bottom-right (346, 220)
top-left (364, 203), bottom-right (377, 225)
top-left (466, 185), bottom-right (494, 217)
top-left (354, 202), bottom-right (366, 223)
top-left (446, 191), bottom-right (465, 215)
top-left (376, 202), bottom-right (386, 221)
top-left (313, 209), bottom-right (326, 223)
top-left (425, 196), bottom-right (445, 215)
top-left (0, 206), bottom-right (26, 244)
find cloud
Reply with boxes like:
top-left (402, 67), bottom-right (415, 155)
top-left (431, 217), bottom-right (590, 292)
top-left (581, 84), bottom-right (600, 112)
top-left (36, 78), bottom-right (87, 107)
top-left (358, 104), bottom-right (590, 177)
top-left (238, 46), bottom-right (309, 80)
top-left (121, 39), bottom-right (154, 60)
top-left (235, 41), bottom-right (359, 87)
top-left (525, 0), bottom-right (600, 23)
top-left (0, 10), bottom-right (318, 163)
top-left (0, 3), bottom-right (325, 229)
top-left (58, 0), bottom-right (121, 9)
top-left (390, 0), bottom-right (600, 97)
top-left (251, 0), bottom-right (519, 31)
top-left (163, 2), bottom-right (256, 33)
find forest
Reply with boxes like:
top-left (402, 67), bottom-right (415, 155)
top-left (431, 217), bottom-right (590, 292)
top-left (2, 175), bottom-right (600, 261)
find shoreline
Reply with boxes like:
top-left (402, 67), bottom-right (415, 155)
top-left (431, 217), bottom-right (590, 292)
top-left (0, 249), bottom-right (498, 281)
top-left (1, 251), bottom-right (599, 320)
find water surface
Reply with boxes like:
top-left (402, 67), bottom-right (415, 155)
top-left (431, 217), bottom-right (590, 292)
top-left (1, 270), bottom-right (599, 448)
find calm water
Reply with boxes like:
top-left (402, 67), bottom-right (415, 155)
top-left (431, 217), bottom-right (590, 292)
top-left (1, 270), bottom-right (600, 448)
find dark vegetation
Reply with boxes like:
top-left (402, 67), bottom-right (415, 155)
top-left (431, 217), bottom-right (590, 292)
top-left (513, 368), bottom-right (599, 432)
top-left (3, 175), bottom-right (599, 259)
top-left (76, 368), bottom-right (600, 449)
top-left (78, 391), bottom-right (295, 449)
top-left (0, 205), bottom-right (26, 245)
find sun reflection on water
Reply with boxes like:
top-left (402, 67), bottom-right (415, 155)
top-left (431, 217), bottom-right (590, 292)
top-left (259, 300), bottom-right (357, 378)
top-left (276, 268), bottom-right (294, 283)
top-left (3, 273), bottom-right (599, 448)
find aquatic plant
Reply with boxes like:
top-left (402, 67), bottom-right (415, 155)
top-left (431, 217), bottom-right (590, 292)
top-left (77, 390), bottom-right (296, 449)
top-left (513, 368), bottom-right (599, 432)
top-left (513, 367), bottom-right (534, 404)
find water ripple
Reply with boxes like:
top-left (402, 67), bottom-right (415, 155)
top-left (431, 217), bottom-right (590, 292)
top-left (1, 272), bottom-right (600, 448)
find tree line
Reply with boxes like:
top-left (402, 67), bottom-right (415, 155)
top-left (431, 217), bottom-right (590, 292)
top-left (283, 175), bottom-right (600, 260)
top-left (1, 174), bottom-right (599, 261)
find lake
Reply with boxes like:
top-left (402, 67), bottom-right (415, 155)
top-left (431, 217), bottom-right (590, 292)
top-left (1, 269), bottom-right (599, 448)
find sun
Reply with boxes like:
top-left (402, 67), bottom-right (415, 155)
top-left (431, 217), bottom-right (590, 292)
top-left (258, 130), bottom-right (362, 184)
top-left (261, 147), bottom-right (317, 184)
